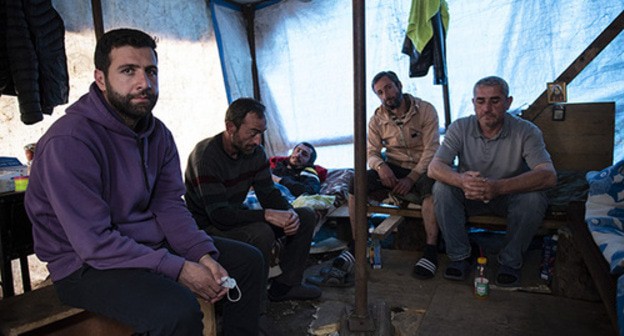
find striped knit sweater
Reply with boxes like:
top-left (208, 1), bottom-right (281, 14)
top-left (184, 132), bottom-right (291, 231)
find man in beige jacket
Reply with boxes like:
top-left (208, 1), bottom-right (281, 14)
top-left (307, 71), bottom-right (441, 286)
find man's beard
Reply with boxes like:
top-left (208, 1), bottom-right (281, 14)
top-left (232, 132), bottom-right (257, 156)
top-left (105, 80), bottom-right (158, 122)
top-left (383, 92), bottom-right (403, 110)
top-left (289, 157), bottom-right (304, 168)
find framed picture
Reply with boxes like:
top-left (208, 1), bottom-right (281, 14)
top-left (547, 81), bottom-right (567, 103)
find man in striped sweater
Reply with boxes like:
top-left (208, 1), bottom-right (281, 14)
top-left (184, 98), bottom-right (321, 303)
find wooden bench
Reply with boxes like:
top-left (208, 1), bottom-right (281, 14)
top-left (0, 285), bottom-right (216, 336)
top-left (567, 201), bottom-right (618, 333)
top-left (367, 203), bottom-right (565, 241)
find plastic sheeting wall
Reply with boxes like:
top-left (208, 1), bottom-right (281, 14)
top-left (245, 0), bottom-right (624, 168)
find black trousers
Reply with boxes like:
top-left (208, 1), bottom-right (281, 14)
top-left (348, 161), bottom-right (435, 202)
top-left (204, 207), bottom-right (316, 288)
top-left (54, 237), bottom-right (265, 336)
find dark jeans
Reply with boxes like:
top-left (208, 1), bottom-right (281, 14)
top-left (433, 181), bottom-right (548, 268)
top-left (54, 237), bottom-right (265, 336)
top-left (204, 207), bottom-right (315, 287)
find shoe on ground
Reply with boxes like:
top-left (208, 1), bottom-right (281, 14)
top-left (495, 265), bottom-right (521, 287)
top-left (412, 256), bottom-right (437, 279)
top-left (306, 266), bottom-right (354, 287)
top-left (268, 283), bottom-right (321, 302)
top-left (443, 259), bottom-right (471, 281)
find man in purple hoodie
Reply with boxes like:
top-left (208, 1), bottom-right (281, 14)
top-left (25, 28), bottom-right (264, 336)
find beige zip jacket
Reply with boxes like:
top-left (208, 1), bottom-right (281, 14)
top-left (367, 94), bottom-right (440, 181)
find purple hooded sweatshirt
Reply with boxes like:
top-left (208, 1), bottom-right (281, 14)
top-left (25, 83), bottom-right (218, 282)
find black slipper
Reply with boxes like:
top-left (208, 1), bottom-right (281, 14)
top-left (413, 256), bottom-right (437, 279)
top-left (495, 265), bottom-right (521, 287)
top-left (444, 259), bottom-right (471, 281)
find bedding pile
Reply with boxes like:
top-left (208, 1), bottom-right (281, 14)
top-left (584, 159), bottom-right (624, 336)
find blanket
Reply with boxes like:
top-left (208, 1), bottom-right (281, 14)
top-left (585, 159), bottom-right (624, 336)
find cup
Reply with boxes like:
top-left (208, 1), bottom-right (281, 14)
top-left (14, 176), bottom-right (29, 192)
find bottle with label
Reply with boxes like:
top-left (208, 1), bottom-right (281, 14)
top-left (540, 234), bottom-right (559, 284)
top-left (474, 256), bottom-right (489, 299)
top-left (367, 223), bottom-right (382, 269)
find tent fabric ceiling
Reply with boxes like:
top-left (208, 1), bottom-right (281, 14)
top-left (3, 0), bottom-right (620, 171)
top-left (212, 0), bottom-right (623, 167)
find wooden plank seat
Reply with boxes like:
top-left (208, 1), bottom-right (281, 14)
top-left (367, 203), bottom-right (565, 241)
top-left (0, 285), bottom-right (216, 336)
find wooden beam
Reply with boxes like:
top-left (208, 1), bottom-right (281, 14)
top-left (523, 10), bottom-right (624, 121)
top-left (91, 0), bottom-right (104, 41)
top-left (371, 215), bottom-right (404, 240)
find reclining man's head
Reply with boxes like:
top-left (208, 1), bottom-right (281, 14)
top-left (288, 142), bottom-right (316, 168)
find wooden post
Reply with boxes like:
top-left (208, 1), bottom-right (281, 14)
top-left (90, 0), bottom-right (104, 41)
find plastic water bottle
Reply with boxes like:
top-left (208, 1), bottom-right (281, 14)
top-left (474, 257), bottom-right (489, 299)
top-left (540, 234), bottom-right (558, 284)
top-left (367, 223), bottom-right (382, 269)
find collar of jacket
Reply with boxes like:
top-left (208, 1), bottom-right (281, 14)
top-left (376, 93), bottom-right (421, 125)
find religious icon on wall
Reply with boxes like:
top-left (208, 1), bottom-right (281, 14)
top-left (547, 81), bottom-right (567, 103)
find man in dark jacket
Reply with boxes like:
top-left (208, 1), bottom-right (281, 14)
top-left (271, 142), bottom-right (321, 197)
top-left (24, 28), bottom-right (264, 336)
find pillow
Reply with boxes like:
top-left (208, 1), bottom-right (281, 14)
top-left (292, 194), bottom-right (336, 210)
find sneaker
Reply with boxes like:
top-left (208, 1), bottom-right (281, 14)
top-left (268, 283), bottom-right (321, 302)
top-left (306, 266), bottom-right (355, 287)
top-left (332, 250), bottom-right (355, 273)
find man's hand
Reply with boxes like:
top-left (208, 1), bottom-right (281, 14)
top-left (377, 164), bottom-right (398, 189)
top-left (481, 177), bottom-right (501, 202)
top-left (178, 256), bottom-right (228, 304)
top-left (392, 176), bottom-right (415, 196)
top-left (460, 171), bottom-right (494, 202)
top-left (272, 174), bottom-right (282, 183)
top-left (264, 208), bottom-right (300, 236)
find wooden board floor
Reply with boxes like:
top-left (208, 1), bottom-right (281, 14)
top-left (266, 246), bottom-right (614, 336)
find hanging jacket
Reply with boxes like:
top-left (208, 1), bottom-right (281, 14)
top-left (1, 0), bottom-right (69, 124)
top-left (402, 0), bottom-right (449, 83)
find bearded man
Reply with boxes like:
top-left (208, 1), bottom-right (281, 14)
top-left (271, 142), bottom-right (322, 197)
top-left (184, 98), bottom-right (321, 304)
top-left (24, 28), bottom-right (265, 335)
top-left (307, 70), bottom-right (441, 287)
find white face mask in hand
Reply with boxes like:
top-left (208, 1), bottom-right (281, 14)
top-left (220, 276), bottom-right (241, 302)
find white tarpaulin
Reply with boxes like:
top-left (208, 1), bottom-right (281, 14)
top-left (213, 0), bottom-right (623, 167)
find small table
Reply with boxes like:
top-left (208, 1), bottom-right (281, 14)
top-left (0, 191), bottom-right (34, 298)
